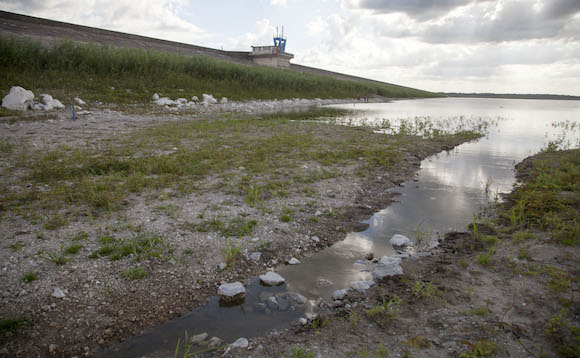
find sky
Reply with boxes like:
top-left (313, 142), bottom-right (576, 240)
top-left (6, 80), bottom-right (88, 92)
top-left (1, 0), bottom-right (579, 95)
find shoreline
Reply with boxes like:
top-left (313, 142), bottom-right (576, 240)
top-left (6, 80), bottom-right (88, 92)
top-left (0, 102), bottom-right (479, 357)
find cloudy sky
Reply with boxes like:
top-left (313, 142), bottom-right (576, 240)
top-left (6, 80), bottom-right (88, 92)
top-left (1, 0), bottom-right (579, 95)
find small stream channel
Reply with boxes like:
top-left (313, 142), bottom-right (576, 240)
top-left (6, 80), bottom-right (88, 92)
top-left (103, 98), bottom-right (579, 357)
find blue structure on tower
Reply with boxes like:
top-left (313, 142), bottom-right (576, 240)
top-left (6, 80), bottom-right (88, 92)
top-left (273, 26), bottom-right (287, 53)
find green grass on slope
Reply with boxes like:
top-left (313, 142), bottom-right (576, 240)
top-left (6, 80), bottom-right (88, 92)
top-left (0, 36), bottom-right (439, 104)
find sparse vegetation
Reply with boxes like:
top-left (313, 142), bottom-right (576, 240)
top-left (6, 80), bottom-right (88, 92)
top-left (411, 278), bottom-right (439, 298)
top-left (122, 266), bottom-right (148, 280)
top-left (21, 272), bottom-right (39, 283)
top-left (460, 339), bottom-right (499, 358)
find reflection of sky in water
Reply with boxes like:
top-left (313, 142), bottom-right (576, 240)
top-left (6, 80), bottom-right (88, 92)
top-left (282, 97), bottom-right (580, 302)
top-left (107, 98), bottom-right (579, 357)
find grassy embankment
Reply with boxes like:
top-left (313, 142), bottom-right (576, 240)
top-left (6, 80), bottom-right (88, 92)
top-left (0, 36), bottom-right (438, 108)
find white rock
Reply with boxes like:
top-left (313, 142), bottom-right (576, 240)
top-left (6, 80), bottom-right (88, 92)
top-left (249, 252), bottom-right (261, 261)
top-left (51, 288), bottom-right (65, 298)
top-left (288, 258), bottom-right (300, 265)
top-left (190, 332), bottom-right (208, 344)
top-left (218, 263), bottom-right (226, 270)
top-left (152, 93), bottom-right (160, 101)
top-left (299, 318), bottom-right (307, 325)
top-left (331, 288), bottom-right (350, 301)
top-left (1, 86), bottom-right (34, 111)
top-left (191, 96), bottom-right (199, 101)
top-left (230, 337), bottom-right (248, 348)
top-left (153, 97), bottom-right (175, 106)
top-left (217, 282), bottom-right (245, 300)
top-left (202, 94), bottom-right (217, 105)
top-left (48, 344), bottom-right (58, 353)
top-left (41, 95), bottom-right (65, 110)
top-left (176, 98), bottom-right (188, 104)
top-left (349, 280), bottom-right (375, 293)
top-left (390, 234), bottom-right (412, 246)
top-left (259, 271), bottom-right (285, 286)
top-left (314, 210), bottom-right (322, 216)
top-left (372, 256), bottom-right (403, 280)
top-left (221, 97), bottom-right (228, 104)
top-left (311, 236), bottom-right (320, 243)
top-left (74, 97), bottom-right (86, 105)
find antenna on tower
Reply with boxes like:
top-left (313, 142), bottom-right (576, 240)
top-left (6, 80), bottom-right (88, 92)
top-left (273, 25), bottom-right (287, 53)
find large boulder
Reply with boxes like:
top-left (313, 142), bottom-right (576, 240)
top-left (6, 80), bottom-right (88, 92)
top-left (217, 282), bottom-right (245, 303)
top-left (372, 256), bottom-right (403, 280)
top-left (259, 271), bottom-right (285, 286)
top-left (2, 86), bottom-right (34, 111)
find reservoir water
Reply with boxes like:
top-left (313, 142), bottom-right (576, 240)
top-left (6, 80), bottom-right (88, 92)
top-left (104, 98), bottom-right (580, 357)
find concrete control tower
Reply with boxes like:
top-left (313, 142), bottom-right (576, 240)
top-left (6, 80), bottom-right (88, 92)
top-left (250, 26), bottom-right (294, 68)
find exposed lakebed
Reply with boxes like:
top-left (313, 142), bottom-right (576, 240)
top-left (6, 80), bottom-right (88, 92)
top-left (102, 98), bottom-right (579, 357)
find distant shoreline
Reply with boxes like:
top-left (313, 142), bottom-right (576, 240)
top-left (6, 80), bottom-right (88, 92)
top-left (440, 92), bottom-right (580, 100)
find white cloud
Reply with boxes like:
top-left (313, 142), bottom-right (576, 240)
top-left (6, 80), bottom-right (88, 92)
top-left (0, 0), bottom-right (207, 44)
top-left (231, 19), bottom-right (276, 50)
top-left (270, 0), bottom-right (288, 6)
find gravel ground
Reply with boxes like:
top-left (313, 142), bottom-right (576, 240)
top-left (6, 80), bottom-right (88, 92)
top-left (0, 100), bottom-right (479, 357)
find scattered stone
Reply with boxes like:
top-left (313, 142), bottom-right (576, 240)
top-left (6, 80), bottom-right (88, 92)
top-left (218, 263), bottom-right (227, 270)
top-left (190, 332), bottom-right (208, 344)
top-left (1, 86), bottom-right (34, 111)
top-left (332, 288), bottom-right (350, 301)
top-left (372, 256), bottom-right (403, 280)
top-left (316, 278), bottom-right (332, 287)
top-left (299, 318), bottom-right (307, 325)
top-left (249, 252), bottom-right (261, 261)
top-left (74, 97), bottom-right (86, 105)
top-left (287, 292), bottom-right (307, 304)
top-left (365, 252), bottom-right (374, 260)
top-left (332, 300), bottom-right (344, 308)
top-left (288, 258), bottom-right (300, 265)
top-left (276, 295), bottom-right (290, 311)
top-left (202, 94), bottom-right (218, 105)
top-left (255, 344), bottom-right (264, 352)
top-left (51, 288), bottom-right (65, 299)
top-left (311, 236), bottom-right (320, 243)
top-left (266, 296), bottom-right (278, 310)
top-left (259, 271), bottom-right (285, 286)
top-left (152, 93), bottom-right (160, 101)
top-left (48, 344), bottom-right (58, 354)
top-left (314, 210), bottom-right (322, 216)
top-left (153, 97), bottom-right (175, 106)
top-left (217, 282), bottom-right (245, 302)
top-left (349, 280), bottom-right (375, 293)
top-left (221, 97), bottom-right (228, 104)
top-left (191, 96), bottom-right (199, 101)
top-left (41, 95), bottom-right (65, 110)
top-left (230, 337), bottom-right (248, 348)
top-left (208, 336), bottom-right (222, 348)
top-left (390, 234), bottom-right (412, 246)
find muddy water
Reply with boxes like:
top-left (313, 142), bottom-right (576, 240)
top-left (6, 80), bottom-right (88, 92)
top-left (105, 98), bottom-right (579, 357)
